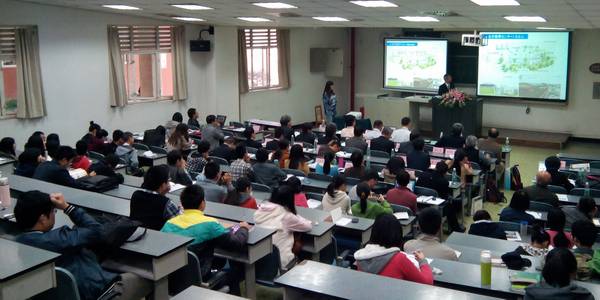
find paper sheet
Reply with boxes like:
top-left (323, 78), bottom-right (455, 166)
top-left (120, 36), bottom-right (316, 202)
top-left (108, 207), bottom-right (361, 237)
top-left (335, 217), bottom-right (352, 226)
top-left (307, 199), bottom-right (321, 209)
top-left (454, 250), bottom-right (462, 258)
top-left (593, 219), bottom-right (600, 227)
top-left (557, 194), bottom-right (569, 202)
top-left (505, 231), bottom-right (522, 242)
top-left (526, 211), bottom-right (542, 219)
top-left (169, 182), bottom-right (187, 192)
top-left (394, 212), bottom-right (409, 220)
top-left (143, 150), bottom-right (155, 158)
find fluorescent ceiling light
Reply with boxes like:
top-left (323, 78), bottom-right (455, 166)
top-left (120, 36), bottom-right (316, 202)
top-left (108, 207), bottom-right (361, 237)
top-left (400, 16), bottom-right (439, 22)
top-left (470, 0), bottom-right (519, 6)
top-left (536, 27), bottom-right (566, 30)
top-left (170, 4), bottom-right (213, 10)
top-left (504, 16), bottom-right (546, 22)
top-left (313, 17), bottom-right (350, 22)
top-left (237, 17), bottom-right (272, 22)
top-left (173, 17), bottom-right (205, 21)
top-left (253, 2), bottom-right (297, 9)
top-left (350, 1), bottom-right (398, 7)
top-left (102, 5), bottom-right (141, 10)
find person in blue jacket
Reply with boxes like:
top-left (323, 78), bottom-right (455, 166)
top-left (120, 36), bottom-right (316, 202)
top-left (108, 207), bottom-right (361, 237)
top-left (322, 81), bottom-right (337, 124)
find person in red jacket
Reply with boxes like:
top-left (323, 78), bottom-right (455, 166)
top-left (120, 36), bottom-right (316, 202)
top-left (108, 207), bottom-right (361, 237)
top-left (71, 140), bottom-right (92, 171)
top-left (385, 169), bottom-right (417, 213)
top-left (225, 177), bottom-right (258, 209)
top-left (354, 213), bottom-right (433, 284)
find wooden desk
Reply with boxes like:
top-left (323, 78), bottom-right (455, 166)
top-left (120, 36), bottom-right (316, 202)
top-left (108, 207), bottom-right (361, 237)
top-left (0, 238), bottom-right (60, 300)
top-left (275, 260), bottom-right (500, 300)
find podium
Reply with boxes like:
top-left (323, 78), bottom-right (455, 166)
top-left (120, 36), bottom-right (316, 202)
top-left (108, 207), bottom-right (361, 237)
top-left (431, 97), bottom-right (483, 138)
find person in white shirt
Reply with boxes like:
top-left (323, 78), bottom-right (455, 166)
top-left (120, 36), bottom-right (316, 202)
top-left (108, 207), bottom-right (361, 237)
top-left (364, 120), bottom-right (383, 140)
top-left (339, 115), bottom-right (356, 139)
top-left (391, 117), bottom-right (411, 143)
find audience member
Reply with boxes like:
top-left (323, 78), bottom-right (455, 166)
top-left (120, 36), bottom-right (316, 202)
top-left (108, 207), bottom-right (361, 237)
top-left (523, 171), bottom-right (559, 207)
top-left (167, 150), bottom-right (194, 186)
top-left (404, 207), bottom-right (459, 260)
top-left (45, 134), bottom-right (60, 160)
top-left (285, 144), bottom-right (309, 175)
top-left (436, 123), bottom-right (465, 149)
top-left (478, 128), bottom-right (502, 160)
top-left (463, 135), bottom-right (481, 165)
top-left (210, 136), bottom-right (236, 162)
top-left (130, 165), bottom-right (179, 230)
top-left (515, 224), bottom-right (550, 258)
top-left (187, 140), bottom-right (211, 173)
top-left (252, 148), bottom-right (286, 189)
top-left (386, 170), bottom-right (417, 213)
top-left (345, 127), bottom-right (367, 153)
top-left (165, 112), bottom-right (183, 139)
top-left (370, 126), bottom-right (394, 154)
top-left (0, 137), bottom-right (16, 159)
top-left (382, 156), bottom-right (406, 184)
top-left (202, 114), bottom-right (224, 151)
top-left (196, 162), bottom-right (233, 203)
top-left (318, 123), bottom-right (337, 145)
top-left (407, 138), bottom-right (430, 171)
top-left (15, 148), bottom-right (43, 178)
top-left (349, 171), bottom-right (379, 201)
top-left (562, 196), bottom-right (597, 228)
top-left (230, 145), bottom-right (253, 181)
top-left (187, 108), bottom-right (201, 129)
top-left (296, 122), bottom-right (317, 144)
top-left (344, 151), bottom-right (366, 179)
top-left (266, 127), bottom-right (283, 151)
top-left (315, 151), bottom-right (339, 177)
top-left (499, 190), bottom-right (536, 224)
top-left (571, 220), bottom-right (597, 281)
top-left (398, 132), bottom-right (420, 154)
top-left (104, 129), bottom-right (123, 155)
top-left (280, 115), bottom-right (294, 141)
top-left (391, 117), bottom-right (411, 143)
top-left (351, 182), bottom-right (392, 219)
top-left (322, 175), bottom-right (350, 213)
top-left (286, 176), bottom-right (308, 208)
top-left (33, 146), bottom-right (86, 188)
top-left (143, 125), bottom-right (167, 148)
top-left (88, 154), bottom-right (124, 184)
top-left (242, 126), bottom-right (263, 149)
top-left (225, 177), bottom-right (257, 209)
top-left (167, 123), bottom-right (192, 153)
top-left (363, 120), bottom-right (383, 140)
top-left (116, 132), bottom-right (141, 175)
top-left (339, 115), bottom-right (356, 139)
top-left (546, 209), bottom-right (574, 248)
top-left (545, 156), bottom-right (575, 192)
top-left (71, 140), bottom-right (92, 171)
top-left (468, 210), bottom-right (507, 240)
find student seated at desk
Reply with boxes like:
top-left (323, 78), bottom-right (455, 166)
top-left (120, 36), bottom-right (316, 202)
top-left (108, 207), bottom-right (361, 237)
top-left (211, 136), bottom-right (236, 163)
top-left (345, 127), bottom-right (367, 153)
top-left (524, 248), bottom-right (593, 300)
top-left (104, 129), bottom-right (123, 155)
top-left (364, 120), bottom-right (383, 140)
top-left (280, 114), bottom-right (294, 142)
top-left (202, 114), bottom-right (225, 151)
top-left (436, 123), bottom-right (465, 149)
top-left (463, 135), bottom-right (481, 165)
top-left (25, 132), bottom-right (46, 158)
top-left (71, 140), bottom-right (92, 171)
top-left (33, 146), bottom-right (89, 189)
top-left (571, 220), bottom-right (597, 281)
top-left (370, 126), bottom-right (394, 154)
top-left (187, 140), bottom-right (210, 173)
top-left (167, 150), bottom-right (194, 186)
top-left (354, 214), bottom-right (433, 284)
top-left (449, 149), bottom-right (474, 188)
top-left (272, 139), bottom-right (290, 168)
top-left (286, 176), bottom-right (308, 208)
top-left (242, 126), bottom-right (263, 149)
top-left (187, 108), bottom-right (201, 129)
top-left (266, 127), bottom-right (283, 151)
top-left (0, 137), bottom-right (16, 159)
top-left (382, 156), bottom-right (406, 184)
top-left (345, 151), bottom-right (367, 179)
top-left (351, 182), bottom-right (392, 219)
top-left (563, 196), bottom-right (597, 228)
top-left (322, 175), bottom-right (350, 213)
top-left (397, 132), bottom-right (420, 155)
top-left (318, 123), bottom-right (337, 145)
top-left (15, 191), bottom-right (151, 300)
top-left (165, 112), bottom-right (183, 140)
top-left (514, 225), bottom-right (550, 258)
top-left (296, 122), bottom-right (317, 144)
top-left (254, 185), bottom-right (312, 268)
top-left (468, 210), bottom-right (507, 240)
top-left (230, 145), bottom-right (253, 181)
top-left (284, 144), bottom-right (310, 175)
top-left (339, 115), bottom-right (356, 139)
top-left (45, 133), bottom-right (60, 160)
top-left (523, 171), bottom-right (559, 207)
top-left (116, 132), bottom-right (142, 176)
top-left (161, 185), bottom-right (250, 295)
top-left (167, 123), bottom-right (192, 153)
top-left (500, 190), bottom-right (536, 224)
top-left (89, 154), bottom-right (124, 184)
top-left (546, 209), bottom-right (574, 248)
top-left (15, 148), bottom-right (43, 178)
top-left (196, 162), bottom-right (233, 203)
top-left (545, 155), bottom-right (575, 193)
top-left (225, 177), bottom-right (257, 209)
top-left (391, 117), bottom-right (411, 144)
top-left (317, 139), bottom-right (341, 157)
top-left (81, 121), bottom-right (99, 149)
top-left (349, 171), bottom-right (379, 201)
top-left (386, 170), bottom-right (417, 213)
top-left (252, 148), bottom-right (286, 189)
top-left (315, 152), bottom-right (339, 177)
top-left (404, 207), bottom-right (459, 261)
top-left (143, 125), bottom-right (167, 148)
top-left (407, 138), bottom-right (430, 172)
top-left (130, 165), bottom-right (180, 230)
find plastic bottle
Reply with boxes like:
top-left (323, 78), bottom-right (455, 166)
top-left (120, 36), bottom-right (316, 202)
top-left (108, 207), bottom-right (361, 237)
top-left (480, 250), bottom-right (492, 286)
top-left (338, 156), bottom-right (345, 169)
top-left (313, 138), bottom-right (318, 151)
top-left (451, 168), bottom-right (458, 183)
top-left (366, 143), bottom-right (372, 169)
top-left (584, 182), bottom-right (591, 197)
top-left (0, 172), bottom-right (10, 208)
top-left (520, 221), bottom-right (528, 238)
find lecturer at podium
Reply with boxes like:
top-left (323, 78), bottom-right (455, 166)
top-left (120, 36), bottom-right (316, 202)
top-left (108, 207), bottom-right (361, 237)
top-left (438, 74), bottom-right (455, 95)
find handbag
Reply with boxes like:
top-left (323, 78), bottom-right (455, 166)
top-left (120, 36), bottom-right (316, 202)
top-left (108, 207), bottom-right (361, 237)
top-left (92, 215), bottom-right (146, 261)
top-left (77, 175), bottom-right (120, 192)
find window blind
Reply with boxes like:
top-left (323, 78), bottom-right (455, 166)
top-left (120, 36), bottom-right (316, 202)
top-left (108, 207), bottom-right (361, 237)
top-left (0, 27), bottom-right (16, 56)
top-left (116, 25), bottom-right (172, 52)
top-left (244, 29), bottom-right (278, 48)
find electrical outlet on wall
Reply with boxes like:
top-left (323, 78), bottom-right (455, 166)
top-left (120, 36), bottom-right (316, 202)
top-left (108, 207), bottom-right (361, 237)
top-left (525, 105), bottom-right (531, 114)
top-left (593, 82), bottom-right (600, 100)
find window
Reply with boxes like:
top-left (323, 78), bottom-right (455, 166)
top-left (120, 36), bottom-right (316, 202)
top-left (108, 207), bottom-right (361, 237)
top-left (117, 26), bottom-right (173, 102)
top-left (0, 28), bottom-right (17, 117)
top-left (244, 29), bottom-right (280, 90)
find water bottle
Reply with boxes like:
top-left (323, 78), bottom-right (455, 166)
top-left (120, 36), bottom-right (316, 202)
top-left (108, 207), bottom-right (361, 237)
top-left (584, 182), bottom-right (591, 197)
top-left (274, 159), bottom-right (279, 167)
top-left (313, 138), bottom-right (318, 151)
top-left (338, 157), bottom-right (345, 168)
top-left (480, 250), bottom-right (492, 286)
top-left (451, 168), bottom-right (458, 183)
top-left (291, 134), bottom-right (295, 145)
top-left (503, 137), bottom-right (511, 152)
top-left (0, 172), bottom-right (10, 208)
top-left (520, 221), bottom-right (528, 238)
top-left (366, 144), bottom-right (372, 169)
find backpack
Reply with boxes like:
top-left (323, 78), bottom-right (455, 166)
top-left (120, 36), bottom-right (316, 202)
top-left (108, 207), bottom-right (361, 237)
top-left (77, 174), bottom-right (120, 192)
top-left (485, 174), bottom-right (505, 203)
top-left (91, 214), bottom-right (146, 261)
top-left (510, 164), bottom-right (524, 191)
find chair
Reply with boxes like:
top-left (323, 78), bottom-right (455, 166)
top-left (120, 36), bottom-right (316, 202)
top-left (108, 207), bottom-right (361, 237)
top-left (470, 161), bottom-right (481, 170)
top-left (343, 146), bottom-right (363, 154)
top-left (132, 143), bottom-right (149, 151)
top-left (308, 172), bottom-right (333, 182)
top-left (283, 168), bottom-right (306, 177)
top-left (370, 150), bottom-right (390, 159)
top-left (252, 182), bottom-right (272, 192)
top-left (570, 188), bottom-right (600, 197)
top-left (559, 170), bottom-right (578, 180)
top-left (424, 144), bottom-right (434, 153)
top-left (498, 221), bottom-right (529, 233)
top-left (390, 203), bottom-right (414, 215)
top-left (591, 161), bottom-right (600, 169)
top-left (413, 169), bottom-right (426, 179)
top-left (547, 184), bottom-right (568, 194)
top-left (230, 121), bottom-right (244, 128)
top-left (88, 151), bottom-right (105, 161)
top-left (372, 182), bottom-right (394, 195)
top-left (209, 156), bottom-right (229, 166)
top-left (246, 147), bottom-right (258, 154)
top-left (149, 146), bottom-right (168, 155)
top-left (189, 171), bottom-right (201, 179)
top-left (32, 267), bottom-right (81, 300)
top-left (369, 164), bottom-right (385, 174)
top-left (303, 142), bottom-right (315, 149)
top-left (529, 201), bottom-right (555, 213)
top-left (345, 177), bottom-right (361, 186)
top-left (413, 186), bottom-right (439, 197)
top-left (306, 192), bottom-right (324, 201)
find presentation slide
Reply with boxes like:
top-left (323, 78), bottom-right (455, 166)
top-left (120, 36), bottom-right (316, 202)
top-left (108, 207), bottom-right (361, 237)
top-left (477, 32), bottom-right (570, 101)
top-left (384, 39), bottom-right (448, 93)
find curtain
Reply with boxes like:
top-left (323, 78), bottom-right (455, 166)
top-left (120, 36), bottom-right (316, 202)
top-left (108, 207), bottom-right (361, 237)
top-left (171, 26), bottom-right (188, 101)
top-left (15, 27), bottom-right (46, 119)
top-left (107, 26), bottom-right (127, 107)
top-left (238, 29), bottom-right (249, 94)
top-left (277, 29), bottom-right (290, 89)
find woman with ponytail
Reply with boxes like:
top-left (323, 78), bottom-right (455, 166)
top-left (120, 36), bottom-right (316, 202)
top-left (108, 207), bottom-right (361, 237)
top-left (315, 151), bottom-right (339, 176)
top-left (351, 182), bottom-right (392, 219)
top-left (546, 209), bottom-right (574, 248)
top-left (322, 175), bottom-right (350, 213)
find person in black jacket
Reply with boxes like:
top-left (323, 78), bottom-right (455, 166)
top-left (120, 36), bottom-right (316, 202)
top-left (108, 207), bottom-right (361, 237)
top-left (397, 132), bottom-right (420, 155)
top-left (370, 127), bottom-right (395, 154)
top-left (436, 123), bottom-right (465, 149)
top-left (545, 156), bottom-right (575, 192)
top-left (130, 165), bottom-right (180, 230)
top-left (407, 138), bottom-right (431, 171)
top-left (33, 146), bottom-right (88, 189)
top-left (464, 135), bottom-right (481, 165)
top-left (280, 114), bottom-right (294, 141)
top-left (187, 108), bottom-right (201, 129)
top-left (15, 191), bottom-right (150, 300)
top-left (438, 73), bottom-right (455, 95)
top-left (143, 125), bottom-right (166, 148)
top-left (104, 129), bottom-right (123, 155)
top-left (266, 127), bottom-right (283, 151)
top-left (468, 210), bottom-right (507, 240)
top-left (88, 154), bottom-right (124, 184)
top-left (242, 127), bottom-right (263, 149)
top-left (296, 122), bottom-right (317, 144)
top-left (210, 136), bottom-right (236, 162)
top-left (318, 123), bottom-right (338, 145)
top-left (15, 148), bottom-right (43, 178)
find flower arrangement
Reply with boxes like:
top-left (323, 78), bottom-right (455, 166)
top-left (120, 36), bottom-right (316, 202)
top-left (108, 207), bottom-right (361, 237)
top-left (439, 89), bottom-right (472, 108)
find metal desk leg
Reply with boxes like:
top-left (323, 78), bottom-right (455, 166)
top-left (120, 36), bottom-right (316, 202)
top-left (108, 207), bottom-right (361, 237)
top-left (245, 263), bottom-right (256, 300)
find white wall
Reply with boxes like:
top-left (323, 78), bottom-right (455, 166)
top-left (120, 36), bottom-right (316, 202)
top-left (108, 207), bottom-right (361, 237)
top-left (240, 28), bottom-right (350, 124)
top-left (0, 0), bottom-right (217, 146)
top-left (354, 28), bottom-right (600, 139)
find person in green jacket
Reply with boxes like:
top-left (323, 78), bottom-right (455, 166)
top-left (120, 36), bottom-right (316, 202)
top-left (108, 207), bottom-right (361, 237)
top-left (351, 182), bottom-right (393, 219)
